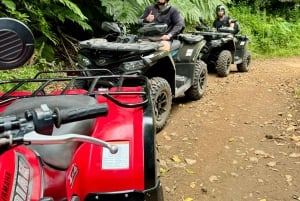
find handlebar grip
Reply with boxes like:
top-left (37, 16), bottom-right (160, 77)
top-left (54, 104), bottom-right (108, 128)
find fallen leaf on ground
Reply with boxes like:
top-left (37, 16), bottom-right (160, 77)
top-left (185, 158), bottom-right (197, 165)
top-left (185, 169), bottom-right (195, 174)
top-left (250, 157), bottom-right (259, 163)
top-left (229, 137), bottom-right (235, 142)
top-left (255, 150), bottom-right (266, 156)
top-left (286, 175), bottom-right (293, 186)
top-left (254, 150), bottom-right (274, 158)
top-left (190, 182), bottom-right (196, 188)
top-left (287, 126), bottom-right (296, 132)
top-left (292, 195), bottom-right (300, 200)
top-left (209, 175), bottom-right (218, 182)
top-left (231, 172), bottom-right (239, 177)
top-left (165, 136), bottom-right (172, 141)
top-left (289, 153), bottom-right (300, 158)
top-left (290, 134), bottom-right (300, 141)
top-left (267, 161), bottom-right (277, 167)
top-left (160, 167), bottom-right (168, 174)
top-left (172, 155), bottom-right (181, 163)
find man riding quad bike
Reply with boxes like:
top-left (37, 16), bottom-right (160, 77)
top-left (193, 5), bottom-right (251, 77)
top-left (76, 1), bottom-right (208, 132)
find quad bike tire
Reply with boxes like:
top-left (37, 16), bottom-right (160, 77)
top-left (185, 60), bottom-right (208, 100)
top-left (216, 50), bottom-right (232, 77)
top-left (237, 50), bottom-right (251, 72)
top-left (150, 77), bottom-right (172, 133)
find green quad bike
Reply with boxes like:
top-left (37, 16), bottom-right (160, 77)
top-left (193, 18), bottom-right (251, 77)
top-left (77, 22), bottom-right (208, 132)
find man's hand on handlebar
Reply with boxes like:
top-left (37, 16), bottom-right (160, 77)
top-left (160, 34), bottom-right (170, 41)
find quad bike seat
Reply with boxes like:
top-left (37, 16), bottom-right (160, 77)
top-left (79, 38), bottom-right (162, 53)
top-left (1, 95), bottom-right (97, 169)
top-left (0, 18), bottom-right (34, 69)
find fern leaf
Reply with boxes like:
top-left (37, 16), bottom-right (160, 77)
top-left (1, 0), bottom-right (16, 10)
top-left (55, 0), bottom-right (87, 20)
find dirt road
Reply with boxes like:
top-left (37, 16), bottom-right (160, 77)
top-left (157, 57), bottom-right (300, 201)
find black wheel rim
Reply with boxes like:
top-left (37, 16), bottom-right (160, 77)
top-left (198, 68), bottom-right (207, 91)
top-left (154, 90), bottom-right (168, 121)
top-left (226, 57), bottom-right (231, 73)
top-left (246, 56), bottom-right (251, 68)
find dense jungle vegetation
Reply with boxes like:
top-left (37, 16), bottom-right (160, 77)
top-left (1, 0), bottom-right (300, 77)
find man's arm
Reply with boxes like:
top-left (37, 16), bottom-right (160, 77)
top-left (227, 16), bottom-right (235, 28)
top-left (167, 7), bottom-right (184, 39)
top-left (213, 19), bottom-right (218, 28)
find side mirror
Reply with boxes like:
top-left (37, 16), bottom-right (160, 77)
top-left (0, 18), bottom-right (35, 70)
top-left (101, 21), bottom-right (121, 33)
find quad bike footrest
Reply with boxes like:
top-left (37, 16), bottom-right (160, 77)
top-left (175, 75), bottom-right (188, 88)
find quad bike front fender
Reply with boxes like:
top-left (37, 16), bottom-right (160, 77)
top-left (144, 53), bottom-right (176, 95)
top-left (234, 35), bottom-right (250, 63)
top-left (176, 40), bottom-right (206, 63)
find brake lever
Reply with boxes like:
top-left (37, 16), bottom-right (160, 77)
top-left (24, 132), bottom-right (118, 154)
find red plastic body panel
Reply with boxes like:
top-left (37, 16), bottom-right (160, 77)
top-left (1, 86), bottom-right (149, 200)
top-left (43, 166), bottom-right (67, 200)
top-left (66, 87), bottom-right (145, 200)
top-left (0, 92), bottom-right (70, 201)
top-left (0, 146), bottom-right (68, 201)
top-left (0, 146), bottom-right (42, 201)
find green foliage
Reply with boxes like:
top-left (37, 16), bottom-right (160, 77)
top-left (97, 0), bottom-right (230, 25)
top-left (181, 0), bottom-right (231, 21)
top-left (0, 0), bottom-right (91, 65)
top-left (100, 0), bottom-right (148, 24)
top-left (0, 67), bottom-right (41, 92)
top-left (230, 5), bottom-right (300, 58)
top-left (1, 0), bottom-right (300, 72)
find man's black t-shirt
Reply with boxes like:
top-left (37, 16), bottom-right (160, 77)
top-left (213, 16), bottom-right (232, 29)
top-left (139, 5), bottom-right (184, 39)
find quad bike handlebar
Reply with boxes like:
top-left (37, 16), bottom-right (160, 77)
top-left (0, 104), bottom-right (118, 154)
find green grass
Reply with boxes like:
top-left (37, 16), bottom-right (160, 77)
top-left (0, 66), bottom-right (40, 92)
top-left (229, 6), bottom-right (300, 59)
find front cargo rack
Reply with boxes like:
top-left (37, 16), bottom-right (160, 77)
top-left (0, 70), bottom-right (150, 108)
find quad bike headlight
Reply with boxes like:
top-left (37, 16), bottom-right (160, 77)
top-left (77, 54), bottom-right (92, 67)
top-left (122, 60), bottom-right (145, 71)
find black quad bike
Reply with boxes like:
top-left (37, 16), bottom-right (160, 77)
top-left (193, 17), bottom-right (251, 77)
top-left (77, 22), bottom-right (208, 132)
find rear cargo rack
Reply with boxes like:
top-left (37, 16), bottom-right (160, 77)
top-left (0, 70), bottom-right (150, 108)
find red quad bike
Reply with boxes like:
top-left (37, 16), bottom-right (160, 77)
top-left (0, 18), bottom-right (163, 201)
